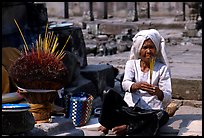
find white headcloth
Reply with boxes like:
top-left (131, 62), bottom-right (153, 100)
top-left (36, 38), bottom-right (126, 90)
top-left (129, 29), bottom-right (169, 68)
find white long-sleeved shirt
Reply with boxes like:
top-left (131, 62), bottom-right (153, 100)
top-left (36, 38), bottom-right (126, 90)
top-left (122, 59), bottom-right (172, 110)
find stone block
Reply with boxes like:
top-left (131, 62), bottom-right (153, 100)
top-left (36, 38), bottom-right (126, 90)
top-left (185, 22), bottom-right (197, 30)
top-left (99, 22), bottom-right (138, 35)
top-left (106, 44), bottom-right (117, 55)
top-left (187, 30), bottom-right (198, 37)
top-left (49, 26), bottom-right (87, 68)
top-left (174, 14), bottom-right (184, 21)
top-left (64, 75), bottom-right (97, 98)
top-left (172, 78), bottom-right (202, 100)
top-left (86, 44), bottom-right (97, 56)
top-left (80, 64), bottom-right (116, 97)
top-left (62, 51), bottom-right (81, 86)
top-left (96, 35), bottom-right (108, 41)
top-left (86, 23), bottom-right (99, 35)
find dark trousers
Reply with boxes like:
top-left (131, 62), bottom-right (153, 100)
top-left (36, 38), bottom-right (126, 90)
top-left (98, 89), bottom-right (169, 131)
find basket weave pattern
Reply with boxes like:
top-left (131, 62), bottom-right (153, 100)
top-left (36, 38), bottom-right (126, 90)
top-left (69, 94), bottom-right (93, 127)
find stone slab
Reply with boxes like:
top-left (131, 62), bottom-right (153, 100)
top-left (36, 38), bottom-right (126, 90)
top-left (21, 116), bottom-right (84, 136)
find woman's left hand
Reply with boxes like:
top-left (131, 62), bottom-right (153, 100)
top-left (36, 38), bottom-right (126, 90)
top-left (148, 85), bottom-right (160, 96)
top-left (112, 125), bottom-right (127, 136)
top-left (140, 82), bottom-right (164, 101)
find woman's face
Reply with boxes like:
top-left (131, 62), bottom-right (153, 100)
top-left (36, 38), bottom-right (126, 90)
top-left (139, 38), bottom-right (157, 62)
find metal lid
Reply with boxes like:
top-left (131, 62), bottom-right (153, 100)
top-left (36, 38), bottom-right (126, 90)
top-left (2, 103), bottom-right (30, 112)
top-left (49, 22), bottom-right (74, 29)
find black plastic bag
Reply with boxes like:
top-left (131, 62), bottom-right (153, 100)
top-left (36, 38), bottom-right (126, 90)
top-left (120, 106), bottom-right (161, 136)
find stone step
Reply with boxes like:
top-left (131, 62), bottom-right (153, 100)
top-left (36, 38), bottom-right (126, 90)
top-left (171, 78), bottom-right (202, 100)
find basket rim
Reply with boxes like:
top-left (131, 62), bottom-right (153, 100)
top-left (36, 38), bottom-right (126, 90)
top-left (17, 86), bottom-right (63, 93)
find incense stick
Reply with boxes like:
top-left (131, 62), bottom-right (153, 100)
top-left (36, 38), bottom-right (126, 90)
top-left (14, 19), bottom-right (29, 55)
top-left (149, 57), bottom-right (155, 85)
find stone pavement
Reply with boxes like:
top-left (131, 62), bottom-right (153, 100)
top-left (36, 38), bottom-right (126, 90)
top-left (159, 104), bottom-right (202, 136)
top-left (77, 100), bottom-right (202, 136)
top-left (177, 120), bottom-right (202, 136)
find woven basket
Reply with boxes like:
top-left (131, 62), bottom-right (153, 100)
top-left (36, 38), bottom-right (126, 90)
top-left (17, 87), bottom-right (61, 123)
top-left (68, 92), bottom-right (93, 127)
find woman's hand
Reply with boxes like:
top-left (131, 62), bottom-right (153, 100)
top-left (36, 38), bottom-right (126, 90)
top-left (131, 82), bottom-right (164, 101)
top-left (112, 125), bottom-right (127, 136)
top-left (130, 82), bottom-right (142, 92)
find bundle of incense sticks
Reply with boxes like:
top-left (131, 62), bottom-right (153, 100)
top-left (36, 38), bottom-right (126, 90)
top-left (9, 19), bottom-right (72, 90)
top-left (149, 57), bottom-right (155, 85)
top-left (14, 19), bottom-right (71, 61)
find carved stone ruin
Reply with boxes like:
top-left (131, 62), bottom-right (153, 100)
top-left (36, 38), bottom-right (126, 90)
top-left (183, 2), bottom-right (202, 37)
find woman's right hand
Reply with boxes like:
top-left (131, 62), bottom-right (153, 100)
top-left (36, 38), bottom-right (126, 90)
top-left (130, 82), bottom-right (142, 92)
top-left (131, 82), bottom-right (154, 93)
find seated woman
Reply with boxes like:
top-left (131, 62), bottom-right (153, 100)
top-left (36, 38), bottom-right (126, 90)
top-left (97, 29), bottom-right (172, 136)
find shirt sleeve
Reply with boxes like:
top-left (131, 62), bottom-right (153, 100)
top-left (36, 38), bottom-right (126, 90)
top-left (122, 60), bottom-right (135, 92)
top-left (159, 66), bottom-right (172, 108)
